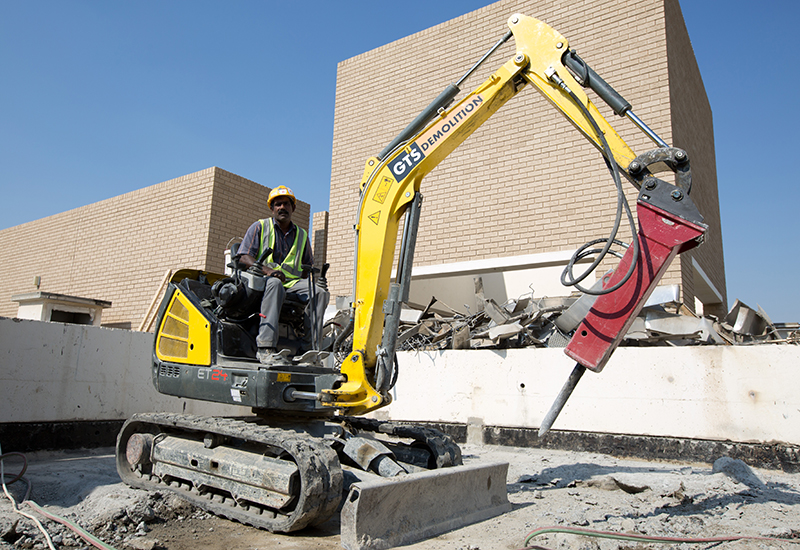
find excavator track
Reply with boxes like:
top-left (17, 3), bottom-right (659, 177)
top-left (116, 413), bottom-right (343, 532)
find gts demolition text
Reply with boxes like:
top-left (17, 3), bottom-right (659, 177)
top-left (390, 95), bottom-right (485, 182)
top-left (418, 95), bottom-right (484, 152)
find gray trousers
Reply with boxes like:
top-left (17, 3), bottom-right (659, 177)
top-left (256, 276), bottom-right (330, 351)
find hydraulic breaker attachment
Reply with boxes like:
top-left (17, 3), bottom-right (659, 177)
top-left (340, 461), bottom-right (510, 550)
top-left (540, 149), bottom-right (707, 436)
top-left (565, 179), bottom-right (707, 372)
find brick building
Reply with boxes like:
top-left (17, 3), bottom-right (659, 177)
top-left (326, 0), bottom-right (726, 315)
top-left (0, 168), bottom-right (310, 329)
top-left (1, 0), bottom-right (726, 329)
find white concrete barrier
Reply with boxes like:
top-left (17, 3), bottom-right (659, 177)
top-left (0, 317), bottom-right (249, 423)
top-left (3, 317), bottom-right (798, 446)
top-left (371, 347), bottom-right (800, 445)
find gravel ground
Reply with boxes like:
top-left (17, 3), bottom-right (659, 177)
top-left (1, 444), bottom-right (799, 550)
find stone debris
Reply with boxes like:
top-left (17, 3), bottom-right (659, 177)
top-left (331, 280), bottom-right (798, 354)
top-left (0, 488), bottom-right (210, 550)
top-left (4, 446), bottom-right (800, 550)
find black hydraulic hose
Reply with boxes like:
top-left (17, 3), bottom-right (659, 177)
top-left (389, 352), bottom-right (399, 391)
top-left (333, 317), bottom-right (354, 357)
top-left (556, 85), bottom-right (640, 295)
top-left (523, 524), bottom-right (800, 549)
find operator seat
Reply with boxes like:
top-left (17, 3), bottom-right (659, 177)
top-left (227, 242), bottom-right (308, 337)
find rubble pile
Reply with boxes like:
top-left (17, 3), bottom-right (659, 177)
top-left (377, 284), bottom-right (799, 353)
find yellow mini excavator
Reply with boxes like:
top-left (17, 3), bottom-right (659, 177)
top-left (116, 14), bottom-right (706, 550)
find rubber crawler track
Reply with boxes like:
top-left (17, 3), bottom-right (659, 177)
top-left (116, 413), bottom-right (343, 532)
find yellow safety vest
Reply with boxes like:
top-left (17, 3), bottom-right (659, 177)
top-left (258, 219), bottom-right (308, 288)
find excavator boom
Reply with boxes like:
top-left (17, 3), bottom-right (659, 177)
top-left (323, 14), bottom-right (706, 417)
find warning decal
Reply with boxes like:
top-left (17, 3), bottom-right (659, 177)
top-left (373, 176), bottom-right (394, 204)
top-left (368, 211), bottom-right (381, 225)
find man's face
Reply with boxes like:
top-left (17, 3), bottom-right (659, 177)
top-left (272, 197), bottom-right (294, 223)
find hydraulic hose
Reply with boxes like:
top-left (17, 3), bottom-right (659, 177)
top-left (545, 68), bottom-right (640, 296)
top-left (332, 317), bottom-right (354, 365)
top-left (522, 525), bottom-right (800, 549)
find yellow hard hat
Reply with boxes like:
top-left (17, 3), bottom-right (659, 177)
top-left (268, 186), bottom-right (296, 209)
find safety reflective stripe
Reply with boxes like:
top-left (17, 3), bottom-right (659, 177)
top-left (258, 219), bottom-right (307, 288)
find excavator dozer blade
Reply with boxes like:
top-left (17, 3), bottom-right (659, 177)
top-left (340, 461), bottom-right (511, 550)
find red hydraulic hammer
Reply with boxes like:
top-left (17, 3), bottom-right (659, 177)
top-left (539, 148), bottom-right (708, 436)
top-left (565, 197), bottom-right (707, 372)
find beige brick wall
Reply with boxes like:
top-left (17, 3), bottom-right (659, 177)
top-left (327, 0), bottom-right (724, 313)
top-left (311, 211), bottom-right (329, 266)
top-left (664, 0), bottom-right (727, 313)
top-left (0, 167), bottom-right (310, 329)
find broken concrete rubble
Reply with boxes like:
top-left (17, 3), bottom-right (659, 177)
top-left (330, 280), bottom-right (798, 355)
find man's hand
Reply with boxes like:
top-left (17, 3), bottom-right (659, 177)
top-left (264, 268), bottom-right (286, 282)
top-left (241, 253), bottom-right (285, 281)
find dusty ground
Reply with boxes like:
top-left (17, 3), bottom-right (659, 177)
top-left (1, 444), bottom-right (799, 550)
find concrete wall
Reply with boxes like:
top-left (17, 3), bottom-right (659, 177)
top-left (0, 167), bottom-right (310, 330)
top-left (374, 346), bottom-right (800, 446)
top-left (0, 317), bottom-right (249, 423)
top-left (326, 0), bottom-right (725, 315)
top-left (3, 316), bottom-right (797, 447)
top-left (403, 250), bottom-right (591, 313)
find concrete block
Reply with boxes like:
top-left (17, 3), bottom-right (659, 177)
top-left (0, 317), bottom-right (249, 423)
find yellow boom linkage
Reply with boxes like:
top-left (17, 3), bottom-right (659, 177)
top-left (322, 14), bottom-right (638, 415)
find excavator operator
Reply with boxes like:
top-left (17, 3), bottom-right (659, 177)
top-left (237, 185), bottom-right (329, 366)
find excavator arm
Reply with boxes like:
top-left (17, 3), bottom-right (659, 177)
top-left (322, 14), bottom-right (706, 417)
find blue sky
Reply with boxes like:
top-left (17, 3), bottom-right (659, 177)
top-left (2, 1), bottom-right (798, 323)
